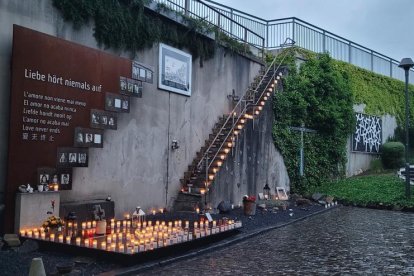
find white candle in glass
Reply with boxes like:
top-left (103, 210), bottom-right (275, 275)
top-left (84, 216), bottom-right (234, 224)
top-left (66, 236), bottom-right (71, 244)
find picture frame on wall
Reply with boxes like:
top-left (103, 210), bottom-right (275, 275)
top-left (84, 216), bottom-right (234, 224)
top-left (57, 147), bottom-right (89, 168)
top-left (105, 92), bottom-right (130, 113)
top-left (56, 168), bottom-right (72, 190)
top-left (37, 167), bottom-right (55, 186)
top-left (90, 109), bottom-right (117, 130)
top-left (132, 61), bottom-right (154, 84)
top-left (158, 43), bottom-right (192, 96)
top-left (120, 77), bottom-right (143, 98)
top-left (74, 127), bottom-right (104, 148)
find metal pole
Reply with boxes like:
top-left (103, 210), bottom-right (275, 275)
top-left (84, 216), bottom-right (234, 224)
top-left (404, 68), bottom-right (411, 199)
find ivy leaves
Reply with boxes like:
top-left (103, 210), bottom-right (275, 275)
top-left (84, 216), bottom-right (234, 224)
top-left (273, 52), bottom-right (355, 193)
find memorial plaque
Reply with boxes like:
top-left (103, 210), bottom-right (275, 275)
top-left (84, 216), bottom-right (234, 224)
top-left (105, 92), bottom-right (130, 113)
top-left (74, 127), bottom-right (104, 148)
top-left (57, 147), bottom-right (89, 167)
top-left (90, 109), bottom-right (117, 130)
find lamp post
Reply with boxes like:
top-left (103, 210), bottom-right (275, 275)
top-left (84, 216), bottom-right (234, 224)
top-left (398, 58), bottom-right (414, 199)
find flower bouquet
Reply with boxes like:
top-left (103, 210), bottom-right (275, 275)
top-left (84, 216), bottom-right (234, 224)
top-left (42, 215), bottom-right (63, 232)
top-left (242, 195), bottom-right (256, 216)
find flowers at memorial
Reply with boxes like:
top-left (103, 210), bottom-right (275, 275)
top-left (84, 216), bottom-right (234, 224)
top-left (242, 195), bottom-right (256, 203)
top-left (42, 215), bottom-right (63, 229)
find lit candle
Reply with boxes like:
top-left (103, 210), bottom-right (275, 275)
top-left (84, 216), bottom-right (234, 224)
top-left (116, 221), bottom-right (121, 229)
top-left (159, 208), bottom-right (164, 214)
top-left (49, 233), bottom-right (55, 241)
top-left (75, 237), bottom-right (81, 246)
top-left (53, 184), bottom-right (58, 191)
top-left (34, 231), bottom-right (39, 239)
top-left (58, 234), bottom-right (63, 243)
top-left (119, 244), bottom-right (125, 253)
top-left (68, 222), bottom-right (73, 228)
top-left (196, 208), bottom-right (200, 214)
top-left (126, 221), bottom-right (131, 228)
top-left (106, 236), bottom-right (112, 244)
top-left (111, 243), bottom-right (116, 252)
top-left (41, 232), bottom-right (46, 240)
top-left (101, 241), bottom-right (106, 250)
top-left (125, 214), bottom-right (130, 220)
top-left (27, 230), bottom-right (33, 238)
top-left (127, 246), bottom-right (133, 254)
top-left (213, 221), bottom-right (216, 227)
top-left (66, 236), bottom-right (71, 244)
top-left (19, 230), bottom-right (25, 236)
top-left (87, 221), bottom-right (92, 229)
top-left (194, 222), bottom-right (198, 229)
top-left (126, 233), bottom-right (131, 242)
top-left (93, 240), bottom-right (98, 249)
top-left (200, 221), bottom-right (204, 228)
top-left (92, 221), bottom-right (97, 228)
top-left (185, 221), bottom-right (189, 229)
top-left (118, 233), bottom-right (123, 241)
top-left (82, 222), bottom-right (86, 230)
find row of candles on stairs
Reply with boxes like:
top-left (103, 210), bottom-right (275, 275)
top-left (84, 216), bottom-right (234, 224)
top-left (20, 218), bottom-right (242, 253)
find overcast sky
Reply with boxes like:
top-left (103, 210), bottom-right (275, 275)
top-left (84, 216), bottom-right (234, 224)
top-left (213, 0), bottom-right (414, 61)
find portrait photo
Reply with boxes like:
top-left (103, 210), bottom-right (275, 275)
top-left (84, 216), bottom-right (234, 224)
top-left (92, 113), bottom-right (100, 124)
top-left (76, 132), bottom-right (83, 143)
top-left (59, 153), bottom-right (67, 163)
top-left (86, 133), bottom-right (93, 143)
top-left (108, 117), bottom-right (115, 126)
top-left (78, 153), bottom-right (87, 164)
top-left (69, 153), bottom-right (77, 163)
top-left (122, 100), bottom-right (129, 110)
top-left (120, 77), bottom-right (127, 91)
top-left (61, 174), bottom-right (70, 185)
top-left (39, 174), bottom-right (49, 185)
top-left (101, 116), bottom-right (108, 125)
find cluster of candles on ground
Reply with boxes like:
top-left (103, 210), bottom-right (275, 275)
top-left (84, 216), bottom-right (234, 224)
top-left (19, 214), bottom-right (242, 254)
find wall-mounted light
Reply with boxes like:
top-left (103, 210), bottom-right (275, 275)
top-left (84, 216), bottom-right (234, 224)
top-left (171, 140), bottom-right (179, 150)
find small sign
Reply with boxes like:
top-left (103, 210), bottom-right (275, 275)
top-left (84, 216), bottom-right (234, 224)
top-left (132, 61), bottom-right (154, 84)
top-left (276, 187), bottom-right (288, 200)
top-left (120, 77), bottom-right (143, 98)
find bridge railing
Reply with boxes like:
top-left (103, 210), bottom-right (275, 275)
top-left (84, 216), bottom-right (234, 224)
top-left (155, 0), bottom-right (414, 83)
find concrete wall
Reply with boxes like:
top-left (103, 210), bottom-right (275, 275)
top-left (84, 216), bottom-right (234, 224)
top-left (346, 104), bottom-right (398, 176)
top-left (210, 96), bottom-right (290, 207)
top-left (0, 0), bottom-right (289, 222)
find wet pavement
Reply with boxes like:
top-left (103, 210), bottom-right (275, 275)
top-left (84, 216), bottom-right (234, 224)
top-left (140, 207), bottom-right (414, 275)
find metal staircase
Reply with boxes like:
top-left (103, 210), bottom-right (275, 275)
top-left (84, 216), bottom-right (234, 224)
top-left (174, 55), bottom-right (287, 211)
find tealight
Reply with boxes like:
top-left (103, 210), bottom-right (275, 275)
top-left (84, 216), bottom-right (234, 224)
top-left (66, 236), bottom-right (71, 244)
top-left (93, 240), bottom-right (98, 249)
top-left (27, 230), bottom-right (33, 238)
top-left (101, 241), bottom-right (106, 250)
top-left (58, 234), bottom-right (63, 243)
top-left (87, 221), bottom-right (92, 229)
top-left (75, 237), bottom-right (81, 246)
top-left (106, 236), bottom-right (112, 244)
top-left (19, 230), bottom-right (25, 236)
top-left (116, 221), bottom-right (121, 228)
top-left (49, 233), bottom-right (55, 241)
top-left (119, 244), bottom-right (125, 253)
top-left (92, 221), bottom-right (97, 228)
top-left (34, 231), bottom-right (39, 239)
top-left (82, 222), bottom-right (86, 230)
top-left (41, 232), bottom-right (46, 240)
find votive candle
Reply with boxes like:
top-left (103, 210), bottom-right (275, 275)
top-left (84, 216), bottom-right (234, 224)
top-left (66, 236), bottom-right (71, 244)
top-left (75, 237), bottom-right (81, 246)
top-left (93, 240), bottom-right (98, 248)
top-left (119, 244), bottom-right (125, 253)
top-left (41, 232), bottom-right (46, 240)
top-left (82, 222), bottom-right (86, 230)
top-left (92, 221), bottom-right (97, 228)
top-left (58, 234), bottom-right (63, 243)
top-left (34, 231), bottom-right (39, 239)
top-left (106, 236), bottom-right (112, 244)
top-left (101, 241), bottom-right (106, 250)
top-left (86, 221), bottom-right (91, 229)
top-left (116, 221), bottom-right (121, 228)
top-left (27, 230), bottom-right (33, 238)
top-left (49, 233), bottom-right (55, 241)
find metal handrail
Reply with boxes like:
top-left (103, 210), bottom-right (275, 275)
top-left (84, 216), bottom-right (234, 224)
top-left (196, 48), bottom-right (290, 176)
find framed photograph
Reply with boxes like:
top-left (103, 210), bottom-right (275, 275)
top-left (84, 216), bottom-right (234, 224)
top-left (74, 127), bottom-right (104, 148)
top-left (37, 167), bottom-right (55, 186)
top-left (57, 147), bottom-right (89, 168)
top-left (276, 187), bottom-right (288, 200)
top-left (90, 109), bottom-right (117, 130)
top-left (56, 168), bottom-right (72, 190)
top-left (132, 61), bottom-right (154, 84)
top-left (105, 92), bottom-right (130, 113)
top-left (158, 43), bottom-right (192, 96)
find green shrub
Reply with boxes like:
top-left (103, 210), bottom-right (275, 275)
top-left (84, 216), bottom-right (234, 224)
top-left (369, 158), bottom-right (384, 173)
top-left (381, 142), bottom-right (405, 169)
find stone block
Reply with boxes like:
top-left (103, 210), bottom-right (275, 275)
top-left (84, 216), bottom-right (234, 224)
top-left (15, 192), bottom-right (60, 233)
top-left (3, 234), bottom-right (21, 247)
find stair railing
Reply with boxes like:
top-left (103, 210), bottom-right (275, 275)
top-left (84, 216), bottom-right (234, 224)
top-left (196, 48), bottom-right (291, 189)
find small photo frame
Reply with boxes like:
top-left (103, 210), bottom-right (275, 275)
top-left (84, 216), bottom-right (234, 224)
top-left (57, 168), bottom-right (72, 190)
top-left (74, 127), bottom-right (104, 148)
top-left (57, 147), bottom-right (89, 168)
top-left (276, 187), bottom-right (288, 200)
top-left (159, 43), bottom-right (192, 96)
top-left (37, 167), bottom-right (55, 186)
top-left (90, 109), bottom-right (117, 130)
top-left (105, 92), bottom-right (130, 113)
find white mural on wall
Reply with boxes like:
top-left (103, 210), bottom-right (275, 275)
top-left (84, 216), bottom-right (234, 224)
top-left (352, 113), bottom-right (382, 153)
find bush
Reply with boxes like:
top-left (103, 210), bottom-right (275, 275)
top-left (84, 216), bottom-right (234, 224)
top-left (381, 142), bottom-right (405, 169)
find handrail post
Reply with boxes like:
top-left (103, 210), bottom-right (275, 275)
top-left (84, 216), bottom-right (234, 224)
top-left (348, 42), bottom-right (352, 64)
top-left (217, 13), bottom-right (221, 28)
top-left (230, 8), bottom-right (234, 35)
top-left (370, 50), bottom-right (374, 72)
top-left (390, 58), bottom-right (393, 78)
top-left (292, 18), bottom-right (296, 43)
top-left (244, 29), bottom-right (248, 54)
top-left (266, 21), bottom-right (269, 49)
top-left (185, 0), bottom-right (190, 16)
top-left (322, 30), bottom-right (326, 53)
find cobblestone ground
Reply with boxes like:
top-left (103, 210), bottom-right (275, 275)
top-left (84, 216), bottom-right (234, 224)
top-left (141, 207), bottom-right (414, 275)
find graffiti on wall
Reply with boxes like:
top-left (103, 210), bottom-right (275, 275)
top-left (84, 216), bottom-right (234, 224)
top-left (352, 113), bottom-right (382, 153)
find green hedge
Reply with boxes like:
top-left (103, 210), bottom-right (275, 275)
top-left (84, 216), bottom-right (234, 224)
top-left (381, 142), bottom-right (405, 169)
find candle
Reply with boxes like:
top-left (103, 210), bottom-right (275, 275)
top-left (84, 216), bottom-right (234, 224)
top-left (123, 220), bottom-right (127, 227)
top-left (41, 232), bottom-right (46, 240)
top-left (58, 234), bottom-right (63, 243)
top-left (127, 246), bottom-right (133, 254)
top-left (92, 221), bottom-right (97, 228)
top-left (111, 243), bottom-right (116, 252)
top-left (75, 237), bottom-right (81, 246)
top-left (34, 231), bottom-right (39, 239)
top-left (119, 244), bottom-right (125, 253)
top-left (86, 221), bottom-right (91, 229)
top-left (213, 221), bottom-right (216, 227)
top-left (159, 208), bottom-right (164, 214)
top-left (194, 222), bottom-right (198, 229)
top-left (125, 214), bottom-right (130, 220)
top-left (27, 230), bottom-right (33, 238)
top-left (152, 209), bottom-right (156, 215)
top-left (126, 221), bottom-right (131, 228)
top-left (101, 241), bottom-right (106, 250)
top-left (118, 233), bottom-right (123, 242)
top-left (49, 233), bottom-right (55, 241)
top-left (116, 221), bottom-right (121, 228)
top-left (196, 208), bottom-right (200, 214)
top-left (82, 222), bottom-right (86, 230)
top-left (53, 184), bottom-right (58, 191)
top-left (93, 240), bottom-right (98, 249)
top-left (185, 221), bottom-right (189, 229)
top-left (200, 221), bottom-right (204, 228)
top-left (66, 236), bottom-right (71, 244)
top-left (106, 236), bottom-right (112, 244)
top-left (68, 222), bottom-right (73, 228)
top-left (20, 230), bottom-right (25, 236)
top-left (126, 233), bottom-right (131, 242)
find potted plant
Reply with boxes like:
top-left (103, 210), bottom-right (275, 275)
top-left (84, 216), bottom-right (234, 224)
top-left (93, 205), bottom-right (106, 235)
top-left (242, 195), bottom-right (256, 216)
